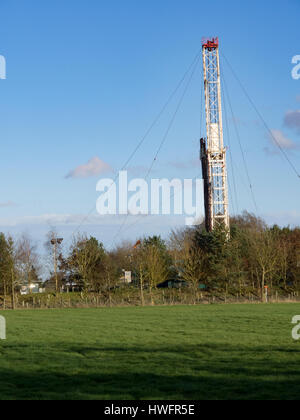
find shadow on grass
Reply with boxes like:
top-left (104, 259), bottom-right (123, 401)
top-left (1, 342), bottom-right (300, 400)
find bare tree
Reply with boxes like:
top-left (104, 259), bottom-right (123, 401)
top-left (143, 244), bottom-right (169, 305)
top-left (7, 236), bottom-right (18, 309)
top-left (0, 234), bottom-right (18, 309)
top-left (176, 244), bottom-right (206, 304)
top-left (16, 234), bottom-right (40, 293)
top-left (248, 230), bottom-right (280, 301)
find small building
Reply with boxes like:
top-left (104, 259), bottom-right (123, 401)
top-left (20, 284), bottom-right (45, 295)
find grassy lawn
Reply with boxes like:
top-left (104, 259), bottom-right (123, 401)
top-left (0, 304), bottom-right (300, 400)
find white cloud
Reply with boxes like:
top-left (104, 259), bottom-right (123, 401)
top-left (66, 157), bottom-right (113, 179)
top-left (266, 129), bottom-right (298, 154)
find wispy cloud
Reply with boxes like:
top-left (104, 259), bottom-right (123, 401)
top-left (126, 165), bottom-right (157, 177)
top-left (265, 129), bottom-right (298, 155)
top-left (264, 211), bottom-right (300, 228)
top-left (66, 157), bottom-right (113, 179)
top-left (168, 159), bottom-right (200, 170)
top-left (0, 214), bottom-right (189, 252)
top-left (284, 110), bottom-right (300, 134)
top-left (0, 213), bottom-right (185, 228)
top-left (230, 116), bottom-right (247, 127)
top-left (0, 201), bottom-right (17, 208)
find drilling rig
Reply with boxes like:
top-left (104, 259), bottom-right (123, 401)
top-left (200, 37), bottom-right (230, 232)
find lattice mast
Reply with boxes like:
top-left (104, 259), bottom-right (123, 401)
top-left (200, 37), bottom-right (230, 232)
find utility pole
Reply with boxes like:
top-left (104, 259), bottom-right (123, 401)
top-left (11, 267), bottom-right (15, 310)
top-left (51, 238), bottom-right (63, 292)
top-left (133, 240), bottom-right (145, 306)
top-left (200, 37), bottom-right (230, 232)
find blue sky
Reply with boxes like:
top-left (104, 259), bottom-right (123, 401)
top-left (0, 0), bottom-right (299, 249)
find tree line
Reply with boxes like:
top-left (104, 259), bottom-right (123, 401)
top-left (0, 212), bottom-right (299, 308)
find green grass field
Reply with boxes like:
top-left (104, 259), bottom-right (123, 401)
top-left (0, 304), bottom-right (300, 400)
